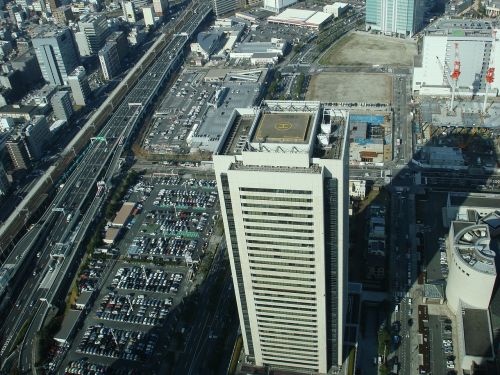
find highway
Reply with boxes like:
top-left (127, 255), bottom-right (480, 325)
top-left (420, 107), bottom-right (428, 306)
top-left (0, 2), bottom-right (213, 372)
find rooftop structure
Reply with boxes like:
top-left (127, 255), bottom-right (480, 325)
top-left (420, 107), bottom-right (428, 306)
top-left (112, 202), bottom-right (135, 227)
top-left (230, 38), bottom-right (287, 62)
top-left (216, 100), bottom-right (347, 159)
top-left (445, 192), bottom-right (500, 227)
top-left (190, 80), bottom-right (263, 152)
top-left (190, 30), bottom-right (226, 59)
top-left (446, 220), bottom-right (496, 314)
top-left (460, 308), bottom-right (495, 369)
top-left (267, 8), bottom-right (332, 30)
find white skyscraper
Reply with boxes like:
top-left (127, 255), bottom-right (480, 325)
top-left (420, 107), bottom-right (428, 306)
top-left (365, 0), bottom-right (424, 37)
top-left (214, 101), bottom-right (349, 374)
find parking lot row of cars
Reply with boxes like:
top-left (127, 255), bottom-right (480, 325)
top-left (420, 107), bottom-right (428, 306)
top-left (439, 237), bottom-right (449, 278)
top-left (78, 259), bottom-right (109, 293)
top-left (64, 359), bottom-right (108, 374)
top-left (153, 189), bottom-right (217, 209)
top-left (112, 266), bottom-right (183, 294)
top-left (77, 325), bottom-right (158, 362)
top-left (146, 210), bottom-right (212, 234)
top-left (129, 235), bottom-right (204, 258)
top-left (96, 291), bottom-right (173, 326)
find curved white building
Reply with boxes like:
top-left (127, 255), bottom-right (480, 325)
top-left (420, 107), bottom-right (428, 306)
top-left (446, 222), bottom-right (497, 314)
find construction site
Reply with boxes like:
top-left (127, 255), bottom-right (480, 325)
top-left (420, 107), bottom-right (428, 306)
top-left (412, 19), bottom-right (500, 169)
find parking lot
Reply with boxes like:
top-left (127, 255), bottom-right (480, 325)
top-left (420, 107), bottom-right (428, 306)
top-left (429, 315), bottom-right (456, 375)
top-left (61, 172), bottom-right (220, 372)
top-left (142, 70), bottom-right (216, 154)
top-left (76, 324), bottom-right (158, 362)
top-left (127, 175), bottom-right (218, 261)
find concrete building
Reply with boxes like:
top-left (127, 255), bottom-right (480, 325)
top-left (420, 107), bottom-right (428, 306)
top-left (52, 5), bottom-right (74, 25)
top-left (99, 42), bottom-right (121, 80)
top-left (230, 38), bottom-right (286, 61)
top-left (213, 101), bottom-right (349, 373)
top-left (349, 179), bottom-right (366, 199)
top-left (446, 221), bottom-right (496, 313)
top-left (444, 192), bottom-right (500, 228)
top-left (152, 0), bottom-right (168, 16)
top-left (75, 14), bottom-right (110, 57)
top-left (51, 90), bottom-right (73, 121)
top-left (127, 27), bottom-right (146, 46)
top-left (365, 0), bottom-right (424, 37)
top-left (323, 2), bottom-right (350, 18)
top-left (190, 74), bottom-right (265, 152)
top-left (142, 5), bottom-right (156, 27)
top-left (413, 19), bottom-right (500, 97)
top-left (417, 146), bottom-right (465, 169)
top-left (122, 0), bottom-right (136, 23)
top-left (106, 31), bottom-right (128, 63)
top-left (212, 0), bottom-right (244, 17)
top-left (444, 218), bottom-right (497, 371)
top-left (6, 135), bottom-right (30, 169)
top-left (263, 0), bottom-right (297, 13)
top-left (32, 27), bottom-right (79, 86)
top-left (23, 116), bottom-right (51, 160)
top-left (68, 66), bottom-right (91, 106)
top-left (267, 8), bottom-right (332, 30)
top-left (190, 30), bottom-right (225, 59)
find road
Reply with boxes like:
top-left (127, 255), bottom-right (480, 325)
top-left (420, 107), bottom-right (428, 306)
top-left (0, 2), bottom-right (213, 372)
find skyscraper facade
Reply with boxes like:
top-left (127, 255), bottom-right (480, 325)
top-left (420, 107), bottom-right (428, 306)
top-left (365, 0), bottom-right (424, 37)
top-left (212, 0), bottom-right (245, 17)
top-left (76, 14), bottom-right (110, 56)
top-left (99, 42), bottom-right (121, 80)
top-left (32, 27), bottom-right (79, 86)
top-left (213, 101), bottom-right (349, 374)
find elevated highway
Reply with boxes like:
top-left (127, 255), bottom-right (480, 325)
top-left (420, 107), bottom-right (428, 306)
top-left (0, 3), bottom-right (213, 369)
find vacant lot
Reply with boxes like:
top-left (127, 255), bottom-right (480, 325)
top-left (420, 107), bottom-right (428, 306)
top-left (306, 72), bottom-right (393, 104)
top-left (320, 31), bottom-right (417, 66)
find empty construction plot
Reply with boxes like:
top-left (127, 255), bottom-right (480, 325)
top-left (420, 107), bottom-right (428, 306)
top-left (320, 31), bottom-right (417, 66)
top-left (306, 72), bottom-right (393, 104)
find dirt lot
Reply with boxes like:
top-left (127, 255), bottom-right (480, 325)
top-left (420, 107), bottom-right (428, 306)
top-left (306, 72), bottom-right (393, 104)
top-left (320, 31), bottom-right (417, 66)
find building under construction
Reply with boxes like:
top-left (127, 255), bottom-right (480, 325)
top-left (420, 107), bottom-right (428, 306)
top-left (413, 19), bottom-right (500, 104)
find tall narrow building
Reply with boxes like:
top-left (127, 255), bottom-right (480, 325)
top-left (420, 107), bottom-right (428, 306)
top-left (365, 0), bottom-right (424, 37)
top-left (68, 66), bottom-right (91, 106)
top-left (214, 101), bottom-right (349, 374)
top-left (32, 27), bottom-right (79, 86)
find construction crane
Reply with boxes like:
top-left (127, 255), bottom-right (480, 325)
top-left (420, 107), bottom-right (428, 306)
top-left (450, 42), bottom-right (461, 110)
top-left (484, 31), bottom-right (496, 113)
top-left (436, 53), bottom-right (459, 112)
